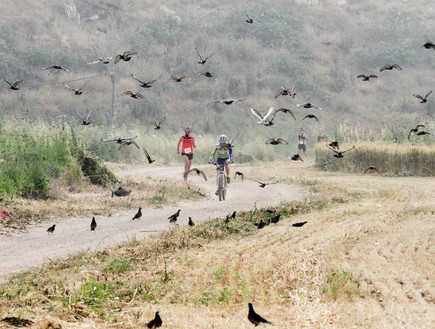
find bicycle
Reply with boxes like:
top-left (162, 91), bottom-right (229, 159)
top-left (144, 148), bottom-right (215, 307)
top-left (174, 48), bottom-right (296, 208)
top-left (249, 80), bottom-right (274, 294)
top-left (213, 162), bottom-right (227, 201)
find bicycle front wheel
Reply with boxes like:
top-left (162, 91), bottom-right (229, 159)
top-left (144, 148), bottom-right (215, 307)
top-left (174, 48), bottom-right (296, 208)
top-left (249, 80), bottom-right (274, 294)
top-left (218, 173), bottom-right (226, 201)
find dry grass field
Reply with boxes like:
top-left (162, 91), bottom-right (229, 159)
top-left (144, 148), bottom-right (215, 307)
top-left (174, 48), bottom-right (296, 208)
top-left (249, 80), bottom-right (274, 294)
top-left (0, 160), bottom-right (434, 328)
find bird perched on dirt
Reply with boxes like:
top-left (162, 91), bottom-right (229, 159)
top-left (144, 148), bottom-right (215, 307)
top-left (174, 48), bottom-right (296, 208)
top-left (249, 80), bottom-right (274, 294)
top-left (302, 114), bottom-right (320, 123)
top-left (166, 76), bottom-right (191, 83)
top-left (131, 74), bottom-right (160, 88)
top-left (253, 181), bottom-right (277, 188)
top-left (412, 90), bottom-right (432, 103)
top-left (327, 145), bottom-right (355, 158)
top-left (132, 207), bottom-right (142, 220)
top-left (234, 171), bottom-right (244, 181)
top-left (90, 217), bottom-right (97, 231)
top-left (4, 78), bottom-right (23, 90)
top-left (145, 311), bottom-right (162, 328)
top-left (188, 168), bottom-right (207, 181)
top-left (275, 81), bottom-right (297, 99)
top-left (265, 138), bottom-right (288, 145)
top-left (195, 48), bottom-right (214, 65)
top-left (274, 108), bottom-right (296, 121)
top-left (250, 107), bottom-right (276, 126)
top-left (420, 35), bottom-right (435, 49)
top-left (47, 224), bottom-right (56, 234)
top-left (225, 211), bottom-right (237, 223)
top-left (168, 209), bottom-right (181, 223)
top-left (121, 90), bottom-right (146, 100)
top-left (408, 125), bottom-right (426, 140)
top-left (64, 81), bottom-right (88, 95)
top-left (114, 51), bottom-right (137, 64)
top-left (363, 166), bottom-right (380, 175)
top-left (87, 56), bottom-right (113, 65)
top-left (254, 219), bottom-right (267, 229)
top-left (292, 221), bottom-right (307, 227)
top-left (188, 217), bottom-right (195, 226)
top-left (380, 64), bottom-right (402, 72)
top-left (357, 74), bottom-right (378, 81)
top-left (111, 187), bottom-right (131, 197)
top-left (269, 214), bottom-right (281, 224)
top-left (248, 303), bottom-right (272, 326)
top-left (211, 98), bottom-right (245, 105)
top-left (76, 110), bottom-right (93, 125)
top-left (296, 102), bottom-right (322, 110)
top-left (328, 140), bottom-right (340, 150)
top-left (195, 71), bottom-right (215, 81)
top-left (143, 147), bottom-right (156, 164)
top-left (245, 11), bottom-right (267, 23)
top-left (42, 64), bottom-right (69, 72)
top-left (291, 154), bottom-right (303, 161)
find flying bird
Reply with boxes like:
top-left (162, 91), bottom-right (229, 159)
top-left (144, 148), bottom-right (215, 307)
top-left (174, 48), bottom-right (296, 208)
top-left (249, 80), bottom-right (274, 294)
top-left (118, 140), bottom-right (139, 150)
top-left (328, 140), bottom-right (339, 150)
top-left (4, 78), bottom-right (23, 90)
top-left (143, 147), bottom-right (156, 164)
top-left (131, 74), bottom-right (160, 88)
top-left (408, 125), bottom-right (426, 140)
top-left (145, 311), bottom-right (162, 328)
top-left (253, 180), bottom-right (277, 188)
top-left (327, 145), bottom-right (355, 158)
top-left (412, 90), bottom-right (432, 103)
top-left (380, 64), bottom-right (402, 72)
top-left (275, 81), bottom-right (297, 98)
top-left (291, 154), bottom-right (303, 161)
top-left (76, 110), bottom-right (93, 125)
top-left (188, 168), bottom-right (207, 181)
top-left (248, 303), bottom-right (272, 326)
top-left (195, 71), bottom-right (215, 81)
top-left (87, 56), bottom-right (113, 64)
top-left (245, 11), bottom-right (267, 24)
top-left (357, 74), bottom-right (378, 81)
top-left (168, 209), bottom-right (181, 223)
top-left (90, 217), bottom-right (97, 231)
top-left (420, 35), bottom-right (435, 49)
top-left (188, 217), bottom-right (195, 226)
top-left (64, 81), bottom-right (88, 95)
top-left (114, 51), bottom-right (137, 64)
top-left (121, 90), bottom-right (146, 100)
top-left (265, 138), bottom-right (288, 145)
top-left (302, 114), bottom-right (320, 123)
top-left (47, 224), bottom-right (56, 234)
top-left (132, 207), bottom-right (142, 220)
top-left (42, 65), bottom-right (69, 72)
top-left (211, 98), bottom-right (245, 105)
top-left (111, 187), bottom-right (131, 197)
top-left (250, 107), bottom-right (276, 125)
top-left (363, 166), bottom-right (380, 175)
top-left (234, 171), bottom-right (244, 181)
top-left (274, 108), bottom-right (296, 121)
top-left (102, 136), bottom-right (138, 144)
top-left (296, 102), bottom-right (322, 110)
top-left (292, 221), bottom-right (307, 227)
top-left (414, 130), bottom-right (434, 137)
top-left (195, 49), bottom-right (214, 64)
top-left (166, 76), bottom-right (191, 83)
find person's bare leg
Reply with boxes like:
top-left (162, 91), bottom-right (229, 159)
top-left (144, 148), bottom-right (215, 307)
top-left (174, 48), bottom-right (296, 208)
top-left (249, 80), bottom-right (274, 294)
top-left (183, 156), bottom-right (190, 180)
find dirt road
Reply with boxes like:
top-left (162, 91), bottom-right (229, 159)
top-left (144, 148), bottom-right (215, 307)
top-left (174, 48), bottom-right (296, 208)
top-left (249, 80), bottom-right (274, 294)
top-left (0, 165), bottom-right (303, 283)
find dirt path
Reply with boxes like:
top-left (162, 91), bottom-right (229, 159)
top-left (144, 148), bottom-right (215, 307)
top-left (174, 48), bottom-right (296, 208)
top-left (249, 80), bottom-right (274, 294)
top-left (0, 165), bottom-right (303, 283)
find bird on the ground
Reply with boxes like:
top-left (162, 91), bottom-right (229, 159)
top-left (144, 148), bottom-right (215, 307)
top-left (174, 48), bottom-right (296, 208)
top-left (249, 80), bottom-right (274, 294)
top-left (168, 209), bottom-right (181, 223)
top-left (47, 224), bottom-right (56, 234)
top-left (211, 98), bottom-right (245, 105)
top-left (269, 214), bottom-right (281, 224)
top-left (114, 51), bottom-right (137, 64)
top-left (296, 102), bottom-right (322, 109)
top-left (195, 71), bottom-right (215, 81)
top-left (328, 140), bottom-right (340, 150)
top-left (90, 217), bottom-right (97, 231)
top-left (143, 147), bottom-right (156, 164)
top-left (408, 125), bottom-right (426, 139)
top-left (188, 168), bottom-right (207, 181)
top-left (357, 74), bottom-right (378, 81)
top-left (145, 311), bottom-right (162, 328)
top-left (248, 303), bottom-right (272, 326)
top-left (291, 154), bottom-right (303, 161)
top-left (188, 217), bottom-right (195, 226)
top-left (265, 137), bottom-right (288, 145)
top-left (412, 90), bottom-right (432, 103)
top-left (274, 108), bottom-right (296, 121)
top-left (380, 64), bottom-right (402, 72)
top-left (250, 107), bottom-right (276, 126)
top-left (0, 317), bottom-right (34, 327)
top-left (87, 57), bottom-right (113, 65)
top-left (292, 221), bottom-right (307, 227)
top-left (363, 166), bottom-right (380, 175)
top-left (131, 74), bottom-right (160, 88)
top-left (420, 35), bottom-right (435, 49)
top-left (4, 79), bottom-right (23, 90)
top-left (132, 207), bottom-right (142, 220)
top-left (111, 187), bottom-right (131, 197)
top-left (119, 140), bottom-right (139, 150)
top-left (253, 181), bottom-right (277, 188)
top-left (245, 11), bottom-right (267, 24)
top-left (234, 171), bottom-right (244, 181)
top-left (326, 145), bottom-right (355, 158)
top-left (226, 211), bottom-right (237, 222)
top-left (254, 219), bottom-right (267, 229)
top-left (76, 110), bottom-right (93, 125)
top-left (151, 117), bottom-right (166, 130)
top-left (42, 64), bottom-right (69, 72)
top-left (121, 90), bottom-right (146, 100)
top-left (166, 76), bottom-right (191, 83)
top-left (275, 81), bottom-right (297, 99)
top-left (195, 49), bottom-right (214, 65)
top-left (64, 81), bottom-right (88, 95)
top-left (302, 114), bottom-right (320, 123)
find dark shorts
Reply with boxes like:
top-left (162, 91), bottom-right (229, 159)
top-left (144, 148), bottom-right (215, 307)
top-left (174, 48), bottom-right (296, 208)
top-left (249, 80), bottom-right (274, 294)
top-left (182, 153), bottom-right (193, 160)
top-left (216, 158), bottom-right (230, 165)
top-left (298, 144), bottom-right (306, 152)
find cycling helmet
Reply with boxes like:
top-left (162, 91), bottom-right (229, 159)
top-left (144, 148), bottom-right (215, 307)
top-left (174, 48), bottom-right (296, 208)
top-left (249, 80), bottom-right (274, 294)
top-left (219, 135), bottom-right (228, 144)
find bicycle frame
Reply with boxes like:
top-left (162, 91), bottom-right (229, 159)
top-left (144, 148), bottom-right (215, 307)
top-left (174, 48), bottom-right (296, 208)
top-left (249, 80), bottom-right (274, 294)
top-left (215, 163), bottom-right (227, 201)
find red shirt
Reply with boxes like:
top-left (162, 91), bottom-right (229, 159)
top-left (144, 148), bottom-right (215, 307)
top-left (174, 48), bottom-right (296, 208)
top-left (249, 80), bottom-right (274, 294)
top-left (180, 135), bottom-right (195, 155)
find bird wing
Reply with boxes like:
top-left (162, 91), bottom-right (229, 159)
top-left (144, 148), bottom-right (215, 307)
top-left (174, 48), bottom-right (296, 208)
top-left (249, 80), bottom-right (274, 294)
top-left (250, 108), bottom-right (264, 122)
top-left (265, 138), bottom-right (275, 144)
top-left (263, 107), bottom-right (276, 122)
top-left (253, 12), bottom-right (267, 19)
top-left (135, 92), bottom-right (146, 99)
top-left (393, 64), bottom-right (402, 70)
top-left (77, 81), bottom-right (88, 92)
top-left (121, 91), bottom-right (134, 96)
top-left (296, 102), bottom-right (308, 107)
top-left (311, 103), bottom-right (322, 110)
top-left (123, 50), bottom-right (137, 57)
top-left (357, 74), bottom-right (366, 79)
top-left (131, 74), bottom-right (144, 84)
top-left (369, 75), bottom-right (378, 78)
top-left (131, 140), bottom-right (140, 149)
top-left (277, 138), bottom-right (288, 144)
top-left (276, 108), bottom-right (296, 120)
top-left (412, 94), bottom-right (424, 100)
top-left (326, 144), bottom-right (339, 154)
top-left (425, 90), bottom-right (433, 98)
top-left (204, 53), bottom-right (214, 61)
top-left (342, 146), bottom-right (355, 154)
top-left (275, 89), bottom-right (284, 98)
top-left (85, 110), bottom-right (93, 122)
top-left (3, 79), bottom-right (13, 87)
top-left (64, 83), bottom-right (75, 91)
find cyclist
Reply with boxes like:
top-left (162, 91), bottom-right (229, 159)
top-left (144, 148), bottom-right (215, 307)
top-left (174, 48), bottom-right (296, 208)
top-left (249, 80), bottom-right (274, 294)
top-left (177, 127), bottom-right (196, 181)
top-left (209, 135), bottom-right (233, 184)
